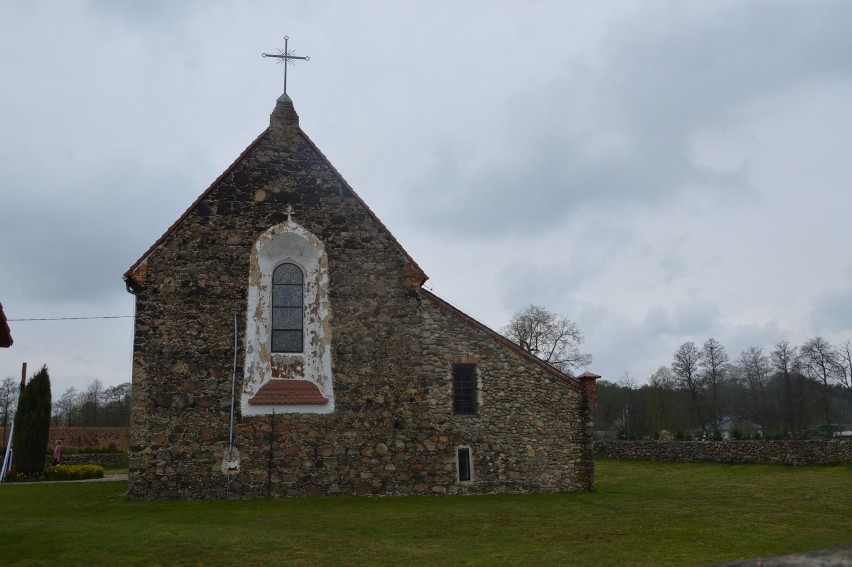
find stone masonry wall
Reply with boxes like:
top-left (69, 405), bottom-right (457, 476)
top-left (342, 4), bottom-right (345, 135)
top-left (128, 102), bottom-right (421, 498)
top-left (418, 295), bottom-right (593, 494)
top-left (595, 440), bottom-right (852, 465)
top-left (126, 98), bottom-right (593, 499)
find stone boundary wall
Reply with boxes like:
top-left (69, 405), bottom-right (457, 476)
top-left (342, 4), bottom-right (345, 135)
top-left (60, 453), bottom-right (128, 468)
top-left (48, 427), bottom-right (128, 450)
top-left (595, 440), bottom-right (851, 465)
top-left (47, 453), bottom-right (128, 468)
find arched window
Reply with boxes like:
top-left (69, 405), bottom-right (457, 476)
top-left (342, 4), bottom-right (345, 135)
top-left (243, 219), bottom-right (334, 416)
top-left (271, 263), bottom-right (303, 353)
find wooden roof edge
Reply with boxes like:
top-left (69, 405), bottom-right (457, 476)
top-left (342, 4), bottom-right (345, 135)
top-left (420, 289), bottom-right (583, 391)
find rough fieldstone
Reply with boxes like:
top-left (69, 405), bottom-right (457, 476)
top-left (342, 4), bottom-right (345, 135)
top-left (595, 440), bottom-right (851, 465)
top-left (124, 96), bottom-right (597, 500)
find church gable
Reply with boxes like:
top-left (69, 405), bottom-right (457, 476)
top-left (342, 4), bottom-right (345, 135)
top-left (125, 94), bottom-right (597, 500)
top-left (124, 97), bottom-right (425, 292)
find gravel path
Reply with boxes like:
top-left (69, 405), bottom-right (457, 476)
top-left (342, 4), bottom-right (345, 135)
top-left (711, 544), bottom-right (852, 567)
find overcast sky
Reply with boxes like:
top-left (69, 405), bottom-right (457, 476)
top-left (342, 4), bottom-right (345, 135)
top-left (2, 1), bottom-right (852, 398)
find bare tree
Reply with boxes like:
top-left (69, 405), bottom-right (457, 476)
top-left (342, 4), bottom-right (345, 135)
top-left (837, 340), bottom-right (852, 391)
top-left (1, 377), bottom-right (19, 447)
top-left (103, 382), bottom-right (132, 426)
top-left (672, 341), bottom-right (704, 431)
top-left (771, 340), bottom-right (799, 434)
top-left (648, 366), bottom-right (676, 432)
top-left (501, 305), bottom-right (592, 375)
top-left (618, 372), bottom-right (638, 390)
top-left (52, 386), bottom-right (78, 426)
top-left (799, 337), bottom-right (841, 429)
top-left (700, 338), bottom-right (729, 430)
top-left (82, 379), bottom-right (104, 426)
top-left (736, 346), bottom-right (771, 429)
top-left (51, 380), bottom-right (132, 427)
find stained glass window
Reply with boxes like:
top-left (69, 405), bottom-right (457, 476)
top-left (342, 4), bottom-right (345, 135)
top-left (272, 263), bottom-right (303, 353)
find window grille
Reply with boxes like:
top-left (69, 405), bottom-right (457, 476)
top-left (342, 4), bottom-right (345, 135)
top-left (271, 263), bottom-right (303, 353)
top-left (453, 364), bottom-right (476, 415)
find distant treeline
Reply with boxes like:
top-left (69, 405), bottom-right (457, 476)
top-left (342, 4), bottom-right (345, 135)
top-left (1, 377), bottom-right (131, 429)
top-left (5, 336), bottom-right (852, 439)
top-left (595, 337), bottom-right (852, 439)
top-left (51, 380), bottom-right (131, 427)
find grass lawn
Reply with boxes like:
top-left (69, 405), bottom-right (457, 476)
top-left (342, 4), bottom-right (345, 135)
top-left (0, 460), bottom-right (849, 566)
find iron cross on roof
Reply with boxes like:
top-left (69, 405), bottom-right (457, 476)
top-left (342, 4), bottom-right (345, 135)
top-left (262, 36), bottom-right (310, 95)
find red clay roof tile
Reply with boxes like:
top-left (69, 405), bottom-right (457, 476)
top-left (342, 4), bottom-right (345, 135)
top-left (248, 379), bottom-right (328, 405)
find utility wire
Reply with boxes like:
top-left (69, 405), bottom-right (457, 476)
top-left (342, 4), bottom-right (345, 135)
top-left (8, 316), bottom-right (134, 321)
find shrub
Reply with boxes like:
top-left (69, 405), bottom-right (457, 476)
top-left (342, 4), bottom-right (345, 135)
top-left (656, 430), bottom-right (674, 441)
top-left (675, 430), bottom-right (693, 441)
top-left (2, 471), bottom-right (43, 482)
top-left (43, 465), bottom-right (104, 481)
top-left (12, 366), bottom-right (52, 474)
top-left (59, 443), bottom-right (123, 455)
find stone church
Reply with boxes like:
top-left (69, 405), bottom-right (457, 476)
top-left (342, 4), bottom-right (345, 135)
top-left (124, 92), bottom-right (600, 499)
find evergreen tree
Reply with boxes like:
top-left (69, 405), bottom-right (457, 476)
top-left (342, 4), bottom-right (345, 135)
top-left (11, 365), bottom-right (52, 474)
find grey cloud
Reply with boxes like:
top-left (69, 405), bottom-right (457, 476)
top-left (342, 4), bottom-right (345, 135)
top-left (404, 86), bottom-right (723, 238)
top-left (494, 229), bottom-right (630, 314)
top-left (403, 2), bottom-right (852, 239)
top-left (658, 256), bottom-right (690, 284)
top-left (598, 2), bottom-right (852, 127)
top-left (580, 304), bottom-right (677, 382)
top-left (0, 157), bottom-right (199, 303)
top-left (4, 0), bottom-right (852, 397)
top-left (497, 260), bottom-right (583, 314)
top-left (83, 0), bottom-right (196, 31)
top-left (809, 283), bottom-right (852, 333)
top-left (644, 300), bottom-right (721, 337)
top-left (724, 320), bottom-right (786, 358)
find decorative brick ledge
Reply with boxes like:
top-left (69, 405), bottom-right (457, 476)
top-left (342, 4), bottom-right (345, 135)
top-left (248, 379), bottom-right (328, 405)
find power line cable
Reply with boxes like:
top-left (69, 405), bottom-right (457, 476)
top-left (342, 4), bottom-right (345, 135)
top-left (8, 316), bottom-right (134, 321)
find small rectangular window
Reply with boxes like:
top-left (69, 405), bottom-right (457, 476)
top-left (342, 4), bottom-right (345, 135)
top-left (457, 447), bottom-right (472, 482)
top-left (452, 364), bottom-right (476, 415)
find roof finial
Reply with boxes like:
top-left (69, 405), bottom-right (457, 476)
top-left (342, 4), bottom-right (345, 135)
top-left (262, 36), bottom-right (310, 96)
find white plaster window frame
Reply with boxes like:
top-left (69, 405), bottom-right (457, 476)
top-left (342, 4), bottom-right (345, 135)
top-left (241, 218), bottom-right (334, 416)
